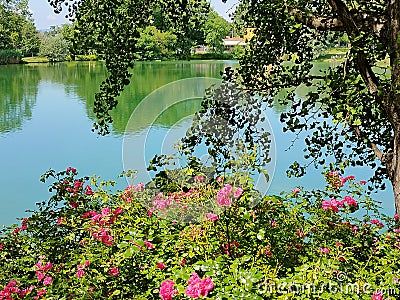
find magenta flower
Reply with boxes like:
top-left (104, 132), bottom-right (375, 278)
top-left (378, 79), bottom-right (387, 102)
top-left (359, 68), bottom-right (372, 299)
top-left (319, 247), bottom-right (329, 254)
top-left (372, 290), bottom-right (384, 300)
top-left (233, 187), bottom-right (243, 198)
top-left (205, 213), bottom-right (218, 221)
top-left (85, 185), bottom-right (93, 195)
top-left (76, 269), bottom-right (85, 279)
top-left (101, 207), bottom-right (111, 216)
top-left (144, 240), bottom-right (154, 249)
top-left (343, 196), bottom-right (357, 207)
top-left (157, 263), bottom-right (166, 270)
top-left (159, 279), bottom-right (178, 300)
top-left (395, 214), bottom-right (399, 221)
top-left (35, 289), bottom-right (46, 299)
top-left (0, 244), bottom-right (2, 250)
top-left (194, 175), bottom-right (205, 182)
top-left (36, 271), bottom-right (45, 282)
top-left (292, 187), bottom-right (301, 194)
top-left (185, 272), bottom-right (214, 298)
top-left (216, 184), bottom-right (233, 206)
top-left (66, 167), bottom-right (77, 173)
top-left (43, 277), bottom-right (52, 286)
top-left (109, 267), bottom-right (119, 276)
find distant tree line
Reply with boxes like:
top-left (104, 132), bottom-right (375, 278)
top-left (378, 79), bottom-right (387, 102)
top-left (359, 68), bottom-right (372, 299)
top-left (0, 0), bottom-right (235, 64)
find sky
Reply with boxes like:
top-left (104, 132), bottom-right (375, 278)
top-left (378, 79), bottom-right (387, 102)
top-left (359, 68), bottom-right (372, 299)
top-left (28, 0), bottom-right (237, 30)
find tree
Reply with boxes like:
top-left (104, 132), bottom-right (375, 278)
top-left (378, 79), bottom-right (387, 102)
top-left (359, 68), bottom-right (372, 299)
top-left (135, 26), bottom-right (177, 60)
top-left (39, 27), bottom-right (69, 61)
top-left (203, 10), bottom-right (232, 53)
top-left (48, 0), bottom-right (400, 214)
top-left (0, 0), bottom-right (40, 55)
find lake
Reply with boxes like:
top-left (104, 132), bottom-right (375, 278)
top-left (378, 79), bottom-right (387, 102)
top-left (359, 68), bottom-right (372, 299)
top-left (0, 60), bottom-right (394, 226)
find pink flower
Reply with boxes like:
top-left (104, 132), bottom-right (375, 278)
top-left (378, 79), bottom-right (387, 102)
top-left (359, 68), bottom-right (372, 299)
top-left (85, 185), bottom-right (93, 195)
top-left (292, 187), bottom-right (301, 194)
top-left (372, 290), bottom-right (384, 300)
top-left (109, 267), bottom-right (119, 276)
top-left (113, 207), bottom-right (123, 216)
top-left (157, 263), bottom-right (166, 270)
top-left (36, 271), bottom-right (45, 282)
top-left (73, 180), bottom-right (83, 189)
top-left (394, 229), bottom-right (400, 233)
top-left (328, 171), bottom-right (338, 177)
top-left (216, 184), bottom-right (233, 206)
top-left (233, 187), bottom-right (243, 198)
top-left (0, 244), bottom-right (3, 250)
top-left (185, 272), bottom-right (214, 298)
top-left (343, 196), bottom-right (357, 207)
top-left (76, 269), bottom-right (85, 279)
top-left (35, 289), bottom-right (46, 299)
top-left (56, 217), bottom-right (65, 226)
top-left (370, 219), bottom-right (384, 228)
top-left (216, 176), bottom-right (224, 182)
top-left (101, 207), bottom-right (111, 216)
top-left (205, 213), bottom-right (218, 221)
top-left (66, 167), bottom-right (77, 173)
top-left (194, 175), bottom-right (205, 182)
top-left (319, 247), bottom-right (329, 254)
top-left (336, 242), bottom-right (342, 247)
top-left (394, 214), bottom-right (399, 221)
top-left (144, 240), bottom-right (154, 249)
top-left (271, 219), bottom-right (277, 228)
top-left (19, 285), bottom-right (34, 298)
top-left (322, 199), bottom-right (339, 213)
top-left (360, 180), bottom-right (367, 185)
top-left (394, 277), bottom-right (399, 284)
top-left (159, 279), bottom-right (178, 300)
top-left (43, 277), bottom-right (52, 286)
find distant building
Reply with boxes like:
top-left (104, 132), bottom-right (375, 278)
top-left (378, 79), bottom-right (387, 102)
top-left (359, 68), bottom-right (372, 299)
top-left (222, 37), bottom-right (246, 52)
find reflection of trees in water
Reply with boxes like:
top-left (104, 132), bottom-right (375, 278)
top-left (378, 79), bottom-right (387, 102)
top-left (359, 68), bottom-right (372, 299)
top-left (54, 61), bottom-right (232, 135)
top-left (0, 65), bottom-right (40, 133)
top-left (0, 61), bottom-right (233, 134)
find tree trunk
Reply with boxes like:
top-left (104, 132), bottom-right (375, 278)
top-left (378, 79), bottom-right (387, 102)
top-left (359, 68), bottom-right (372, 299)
top-left (393, 131), bottom-right (400, 215)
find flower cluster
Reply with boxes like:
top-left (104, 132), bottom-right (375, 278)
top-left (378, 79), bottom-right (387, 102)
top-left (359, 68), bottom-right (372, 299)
top-left (35, 260), bottom-right (53, 286)
top-left (322, 196), bottom-right (358, 213)
top-left (11, 218), bottom-right (28, 235)
top-left (216, 184), bottom-right (243, 207)
top-left (0, 280), bottom-right (34, 300)
top-left (76, 260), bottom-right (90, 279)
top-left (81, 207), bottom-right (123, 245)
top-left (159, 279), bottom-right (178, 300)
top-left (185, 272), bottom-right (214, 298)
top-left (327, 171), bottom-right (357, 189)
top-left (121, 183), bottom-right (144, 202)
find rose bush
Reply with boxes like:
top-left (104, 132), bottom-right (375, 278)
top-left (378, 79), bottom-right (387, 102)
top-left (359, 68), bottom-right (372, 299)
top-left (0, 168), bottom-right (399, 299)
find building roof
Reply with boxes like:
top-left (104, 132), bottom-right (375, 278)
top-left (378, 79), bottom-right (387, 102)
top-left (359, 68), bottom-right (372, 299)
top-left (222, 37), bottom-right (246, 46)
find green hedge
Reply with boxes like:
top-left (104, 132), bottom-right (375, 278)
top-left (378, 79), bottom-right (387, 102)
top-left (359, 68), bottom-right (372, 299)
top-left (189, 52), bottom-right (234, 60)
top-left (0, 50), bottom-right (22, 64)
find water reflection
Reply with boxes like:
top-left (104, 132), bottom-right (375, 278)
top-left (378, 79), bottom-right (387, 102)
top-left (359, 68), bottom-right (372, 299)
top-left (0, 61), bottom-right (234, 135)
top-left (0, 65), bottom-right (40, 133)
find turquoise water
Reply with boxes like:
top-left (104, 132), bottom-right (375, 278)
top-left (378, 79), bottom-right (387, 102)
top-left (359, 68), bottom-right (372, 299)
top-left (0, 61), bottom-right (394, 226)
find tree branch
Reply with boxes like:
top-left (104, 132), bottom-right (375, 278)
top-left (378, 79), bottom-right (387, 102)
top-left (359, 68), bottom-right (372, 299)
top-left (290, 8), bottom-right (386, 38)
top-left (327, 0), bottom-right (380, 94)
top-left (352, 125), bottom-right (383, 161)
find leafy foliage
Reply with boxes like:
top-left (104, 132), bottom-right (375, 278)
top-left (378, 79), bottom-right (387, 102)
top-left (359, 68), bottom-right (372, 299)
top-left (0, 168), bottom-right (399, 299)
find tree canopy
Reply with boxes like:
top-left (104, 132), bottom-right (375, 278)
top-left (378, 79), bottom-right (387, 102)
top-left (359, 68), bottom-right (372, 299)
top-left (47, 0), bottom-right (400, 214)
top-left (0, 0), bottom-right (40, 56)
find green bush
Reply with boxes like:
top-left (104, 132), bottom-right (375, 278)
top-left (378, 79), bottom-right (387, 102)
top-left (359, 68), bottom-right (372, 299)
top-left (75, 54), bottom-right (98, 61)
top-left (0, 49), bottom-right (22, 64)
top-left (0, 168), bottom-right (399, 299)
top-left (189, 52), bottom-right (234, 60)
